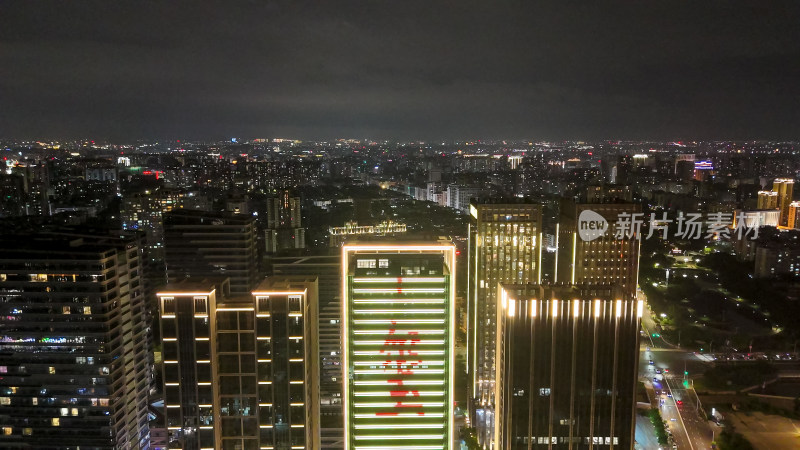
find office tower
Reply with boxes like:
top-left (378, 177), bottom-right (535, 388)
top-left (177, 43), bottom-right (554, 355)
top-left (156, 276), bottom-right (320, 449)
top-left (266, 190), bottom-right (306, 253)
top-left (494, 284), bottom-right (642, 449)
top-left (773, 178), bottom-right (795, 227)
top-left (467, 198), bottom-right (543, 440)
top-left (757, 190), bottom-right (779, 210)
top-left (0, 234), bottom-right (150, 449)
top-left (789, 202), bottom-right (800, 229)
top-left (341, 242), bottom-right (456, 450)
top-left (328, 220), bottom-right (408, 247)
top-left (557, 200), bottom-right (641, 301)
top-left (164, 210), bottom-right (259, 295)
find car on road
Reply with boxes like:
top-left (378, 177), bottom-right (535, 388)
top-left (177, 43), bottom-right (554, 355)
top-left (655, 369), bottom-right (663, 374)
top-left (649, 359), bottom-right (654, 365)
top-left (676, 400), bottom-right (683, 405)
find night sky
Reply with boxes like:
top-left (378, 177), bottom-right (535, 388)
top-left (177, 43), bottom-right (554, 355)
top-left (2, 1), bottom-right (800, 141)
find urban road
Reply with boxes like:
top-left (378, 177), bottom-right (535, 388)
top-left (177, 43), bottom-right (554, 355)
top-left (639, 292), bottom-right (714, 450)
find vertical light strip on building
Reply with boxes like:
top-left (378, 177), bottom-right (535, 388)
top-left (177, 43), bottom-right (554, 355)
top-left (343, 243), bottom-right (455, 450)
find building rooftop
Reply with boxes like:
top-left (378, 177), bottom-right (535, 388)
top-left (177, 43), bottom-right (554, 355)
top-left (156, 277), bottom-right (230, 296)
top-left (253, 275), bottom-right (318, 294)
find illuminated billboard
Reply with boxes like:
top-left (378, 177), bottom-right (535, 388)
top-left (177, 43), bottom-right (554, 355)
top-left (342, 243), bottom-right (456, 450)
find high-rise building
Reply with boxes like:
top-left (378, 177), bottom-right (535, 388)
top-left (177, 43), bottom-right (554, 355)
top-left (271, 255), bottom-right (343, 412)
top-left (494, 284), bottom-right (642, 449)
top-left (446, 184), bottom-right (483, 213)
top-left (341, 242), bottom-right (456, 450)
top-left (773, 178), bottom-right (795, 227)
top-left (757, 190), bottom-right (779, 210)
top-left (164, 210), bottom-right (259, 295)
top-left (0, 234), bottom-right (151, 449)
top-left (789, 201), bottom-right (800, 229)
top-left (556, 201), bottom-right (641, 301)
top-left (156, 275), bottom-right (320, 449)
top-left (266, 190), bottom-right (306, 253)
top-left (271, 254), bottom-right (346, 449)
top-left (467, 198), bottom-right (543, 441)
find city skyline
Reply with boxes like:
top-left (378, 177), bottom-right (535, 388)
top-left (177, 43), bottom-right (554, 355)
top-left (4, 2), bottom-right (800, 448)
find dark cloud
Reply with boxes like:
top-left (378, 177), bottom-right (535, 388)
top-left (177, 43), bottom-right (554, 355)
top-left (1, 0), bottom-right (799, 140)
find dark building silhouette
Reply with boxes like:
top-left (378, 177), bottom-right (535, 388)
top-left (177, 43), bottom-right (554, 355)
top-left (494, 284), bottom-right (641, 449)
top-left (164, 210), bottom-right (259, 295)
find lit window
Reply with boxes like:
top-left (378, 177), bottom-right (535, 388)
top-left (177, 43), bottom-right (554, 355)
top-left (357, 259), bottom-right (376, 269)
top-left (378, 259), bottom-right (389, 268)
top-left (539, 388), bottom-right (551, 397)
top-left (0, 397), bottom-right (9, 405)
top-left (2, 427), bottom-right (11, 436)
top-left (49, 367), bottom-right (56, 374)
top-left (23, 428), bottom-right (32, 436)
top-left (83, 306), bottom-right (91, 315)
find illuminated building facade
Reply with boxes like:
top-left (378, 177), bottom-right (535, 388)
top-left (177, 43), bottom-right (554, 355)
top-left (494, 284), bottom-right (641, 449)
top-left (266, 190), bottom-right (306, 253)
top-left (772, 178), bottom-right (795, 227)
top-left (693, 160), bottom-right (714, 181)
top-left (0, 234), bottom-right (150, 449)
top-left (329, 221), bottom-right (408, 247)
top-left (121, 188), bottom-right (186, 260)
top-left (557, 201), bottom-right (640, 301)
top-left (467, 199), bottom-right (543, 441)
top-left (757, 190), bottom-right (779, 210)
top-left (789, 201), bottom-right (800, 229)
top-left (342, 242), bottom-right (456, 450)
top-left (157, 276), bottom-right (319, 449)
